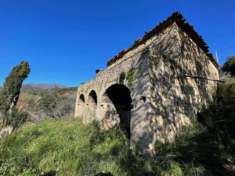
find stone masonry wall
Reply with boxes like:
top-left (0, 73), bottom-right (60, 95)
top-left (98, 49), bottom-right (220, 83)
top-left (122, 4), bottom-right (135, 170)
top-left (131, 23), bottom-right (219, 153)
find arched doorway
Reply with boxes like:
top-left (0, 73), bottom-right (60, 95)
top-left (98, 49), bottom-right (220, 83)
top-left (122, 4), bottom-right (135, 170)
top-left (105, 84), bottom-right (132, 138)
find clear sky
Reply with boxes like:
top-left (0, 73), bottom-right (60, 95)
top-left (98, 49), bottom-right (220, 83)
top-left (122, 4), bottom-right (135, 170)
top-left (0, 0), bottom-right (234, 86)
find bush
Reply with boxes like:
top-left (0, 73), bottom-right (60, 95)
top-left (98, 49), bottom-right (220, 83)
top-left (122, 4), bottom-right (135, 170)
top-left (199, 79), bottom-right (235, 147)
top-left (222, 56), bottom-right (235, 76)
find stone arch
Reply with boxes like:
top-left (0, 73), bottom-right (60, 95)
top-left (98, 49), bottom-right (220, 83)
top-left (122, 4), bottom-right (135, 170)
top-left (79, 94), bottom-right (85, 103)
top-left (88, 90), bottom-right (97, 117)
top-left (88, 90), bottom-right (97, 105)
top-left (104, 84), bottom-right (132, 138)
top-left (75, 93), bottom-right (86, 119)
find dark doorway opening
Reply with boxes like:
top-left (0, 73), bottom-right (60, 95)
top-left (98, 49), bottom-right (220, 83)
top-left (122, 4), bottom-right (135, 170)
top-left (105, 84), bottom-right (132, 138)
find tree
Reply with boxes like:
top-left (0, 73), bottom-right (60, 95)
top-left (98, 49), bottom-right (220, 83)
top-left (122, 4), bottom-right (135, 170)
top-left (222, 56), bottom-right (235, 76)
top-left (0, 61), bottom-right (30, 126)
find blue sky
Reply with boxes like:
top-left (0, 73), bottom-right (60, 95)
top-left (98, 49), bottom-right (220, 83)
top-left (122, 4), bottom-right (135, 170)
top-left (0, 0), bottom-right (234, 86)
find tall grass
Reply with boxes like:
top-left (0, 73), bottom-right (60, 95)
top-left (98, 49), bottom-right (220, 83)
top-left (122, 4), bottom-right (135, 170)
top-left (0, 119), bottom-right (131, 176)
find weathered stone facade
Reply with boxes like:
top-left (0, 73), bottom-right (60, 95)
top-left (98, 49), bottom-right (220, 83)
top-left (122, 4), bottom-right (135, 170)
top-left (75, 13), bottom-right (219, 154)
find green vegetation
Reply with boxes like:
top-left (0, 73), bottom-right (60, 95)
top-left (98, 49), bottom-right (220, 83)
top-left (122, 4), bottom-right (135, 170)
top-left (126, 68), bottom-right (136, 87)
top-left (1, 118), bottom-right (232, 176)
top-left (222, 56), bottom-right (235, 76)
top-left (0, 61), bottom-right (30, 128)
top-left (0, 119), bottom-right (131, 176)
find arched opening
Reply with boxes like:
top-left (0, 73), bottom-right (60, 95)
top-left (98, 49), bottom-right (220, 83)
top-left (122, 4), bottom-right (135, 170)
top-left (88, 90), bottom-right (97, 105)
top-left (76, 94), bottom-right (86, 119)
top-left (105, 84), bottom-right (132, 138)
top-left (79, 94), bottom-right (85, 103)
top-left (88, 90), bottom-right (98, 117)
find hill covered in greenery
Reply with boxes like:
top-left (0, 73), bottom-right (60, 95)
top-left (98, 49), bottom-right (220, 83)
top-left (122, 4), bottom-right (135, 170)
top-left (16, 86), bottom-right (77, 121)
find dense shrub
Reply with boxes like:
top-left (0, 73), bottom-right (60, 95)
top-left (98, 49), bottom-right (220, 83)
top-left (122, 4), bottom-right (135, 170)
top-left (198, 79), bottom-right (235, 172)
top-left (222, 56), bottom-right (235, 76)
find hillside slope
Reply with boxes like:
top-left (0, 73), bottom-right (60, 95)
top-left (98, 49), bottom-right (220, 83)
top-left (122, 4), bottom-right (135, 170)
top-left (16, 86), bottom-right (77, 121)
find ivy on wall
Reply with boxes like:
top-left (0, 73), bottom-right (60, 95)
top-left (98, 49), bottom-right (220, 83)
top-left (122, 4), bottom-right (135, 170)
top-left (126, 68), bottom-right (136, 88)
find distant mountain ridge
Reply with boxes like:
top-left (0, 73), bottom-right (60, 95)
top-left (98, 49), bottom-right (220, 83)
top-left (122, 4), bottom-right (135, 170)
top-left (22, 83), bottom-right (67, 92)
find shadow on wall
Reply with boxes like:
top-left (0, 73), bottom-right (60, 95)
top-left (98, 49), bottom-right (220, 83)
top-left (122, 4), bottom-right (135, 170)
top-left (133, 27), bottom-right (215, 152)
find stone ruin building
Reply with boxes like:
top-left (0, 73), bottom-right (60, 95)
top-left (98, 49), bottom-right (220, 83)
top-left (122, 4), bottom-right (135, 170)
top-left (75, 12), bottom-right (220, 154)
